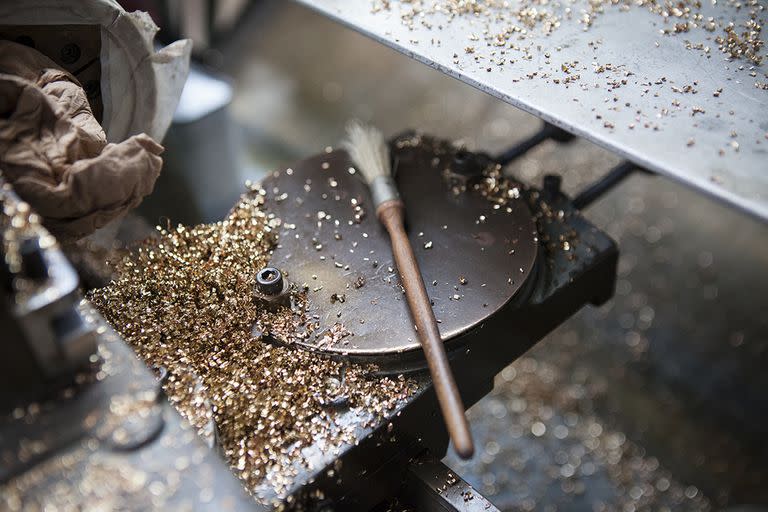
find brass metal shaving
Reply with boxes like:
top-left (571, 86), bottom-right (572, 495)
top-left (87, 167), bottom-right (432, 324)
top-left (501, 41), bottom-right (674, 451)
top-left (376, 0), bottom-right (764, 65)
top-left (88, 190), bottom-right (416, 499)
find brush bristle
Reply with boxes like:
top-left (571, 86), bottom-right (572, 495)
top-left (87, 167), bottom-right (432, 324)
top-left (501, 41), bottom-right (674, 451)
top-left (342, 121), bottom-right (391, 184)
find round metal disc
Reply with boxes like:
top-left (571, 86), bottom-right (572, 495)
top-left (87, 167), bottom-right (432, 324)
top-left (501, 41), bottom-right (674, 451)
top-left (261, 136), bottom-right (538, 362)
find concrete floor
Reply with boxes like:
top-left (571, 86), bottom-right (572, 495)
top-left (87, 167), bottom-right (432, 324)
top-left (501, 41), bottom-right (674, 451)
top-left (161, 1), bottom-right (768, 509)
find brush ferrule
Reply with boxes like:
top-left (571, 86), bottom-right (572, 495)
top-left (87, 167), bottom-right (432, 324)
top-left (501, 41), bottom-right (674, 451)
top-left (369, 175), bottom-right (400, 207)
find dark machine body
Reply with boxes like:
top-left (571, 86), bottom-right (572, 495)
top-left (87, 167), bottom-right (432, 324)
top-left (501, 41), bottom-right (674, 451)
top-left (0, 135), bottom-right (617, 511)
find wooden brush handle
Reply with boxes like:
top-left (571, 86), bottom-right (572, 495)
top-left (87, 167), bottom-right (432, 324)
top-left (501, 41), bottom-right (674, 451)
top-left (377, 200), bottom-right (474, 459)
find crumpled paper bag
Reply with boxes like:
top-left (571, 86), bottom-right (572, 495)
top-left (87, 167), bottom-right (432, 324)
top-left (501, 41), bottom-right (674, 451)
top-left (0, 40), bottom-right (162, 240)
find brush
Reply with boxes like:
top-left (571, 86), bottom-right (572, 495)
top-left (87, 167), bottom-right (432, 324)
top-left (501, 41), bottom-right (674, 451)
top-left (343, 122), bottom-right (474, 459)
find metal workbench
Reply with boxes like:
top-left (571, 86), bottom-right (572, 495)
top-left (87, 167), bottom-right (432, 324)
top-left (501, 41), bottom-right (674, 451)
top-left (293, 0), bottom-right (768, 220)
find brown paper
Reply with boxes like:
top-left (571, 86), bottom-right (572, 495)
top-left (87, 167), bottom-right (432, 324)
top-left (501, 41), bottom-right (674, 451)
top-left (0, 41), bottom-right (163, 240)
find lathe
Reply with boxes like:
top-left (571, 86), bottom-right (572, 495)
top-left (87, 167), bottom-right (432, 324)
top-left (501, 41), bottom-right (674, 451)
top-left (1, 0), bottom-right (765, 510)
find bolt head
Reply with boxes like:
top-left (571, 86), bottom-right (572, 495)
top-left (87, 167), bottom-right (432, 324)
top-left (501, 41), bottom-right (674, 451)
top-left (60, 43), bottom-right (81, 64)
top-left (256, 267), bottom-right (283, 295)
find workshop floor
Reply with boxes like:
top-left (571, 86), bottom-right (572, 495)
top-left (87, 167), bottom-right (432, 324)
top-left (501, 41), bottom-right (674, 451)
top-left (173, 2), bottom-right (768, 510)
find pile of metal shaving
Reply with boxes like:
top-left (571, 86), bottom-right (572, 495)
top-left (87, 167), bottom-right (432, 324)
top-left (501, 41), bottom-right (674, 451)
top-left (88, 189), bottom-right (416, 497)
